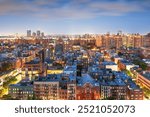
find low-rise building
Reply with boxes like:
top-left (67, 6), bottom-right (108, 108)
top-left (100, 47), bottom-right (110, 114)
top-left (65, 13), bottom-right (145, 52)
top-left (118, 59), bottom-right (136, 71)
top-left (102, 61), bottom-right (118, 71)
top-left (34, 74), bottom-right (60, 100)
top-left (137, 71), bottom-right (150, 90)
top-left (100, 79), bottom-right (127, 100)
top-left (9, 79), bottom-right (33, 100)
top-left (76, 74), bottom-right (100, 100)
top-left (127, 82), bottom-right (143, 100)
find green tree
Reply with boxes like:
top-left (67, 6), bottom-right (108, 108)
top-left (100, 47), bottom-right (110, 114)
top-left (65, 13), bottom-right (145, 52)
top-left (133, 60), bottom-right (148, 70)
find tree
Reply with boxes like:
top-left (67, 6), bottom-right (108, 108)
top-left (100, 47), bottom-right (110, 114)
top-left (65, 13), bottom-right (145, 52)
top-left (3, 76), bottom-right (17, 88)
top-left (2, 94), bottom-right (14, 100)
top-left (0, 89), bottom-right (4, 97)
top-left (0, 62), bottom-right (13, 72)
top-left (133, 60), bottom-right (148, 70)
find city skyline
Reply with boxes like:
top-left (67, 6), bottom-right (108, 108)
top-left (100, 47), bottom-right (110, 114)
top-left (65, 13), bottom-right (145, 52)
top-left (0, 0), bottom-right (150, 35)
top-left (0, 33), bottom-right (149, 100)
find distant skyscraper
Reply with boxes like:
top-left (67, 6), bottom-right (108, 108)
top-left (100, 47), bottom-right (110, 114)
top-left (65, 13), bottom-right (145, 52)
top-left (118, 30), bottom-right (122, 35)
top-left (37, 30), bottom-right (41, 37)
top-left (32, 32), bottom-right (36, 37)
top-left (41, 32), bottom-right (44, 37)
top-left (95, 35), bottom-right (102, 47)
top-left (143, 33), bottom-right (150, 47)
top-left (27, 30), bottom-right (31, 37)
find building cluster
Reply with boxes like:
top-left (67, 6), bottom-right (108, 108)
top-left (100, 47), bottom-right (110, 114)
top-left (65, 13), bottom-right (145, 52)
top-left (95, 33), bottom-right (149, 49)
top-left (8, 47), bottom-right (144, 100)
top-left (0, 31), bottom-right (150, 100)
top-left (27, 30), bottom-right (45, 39)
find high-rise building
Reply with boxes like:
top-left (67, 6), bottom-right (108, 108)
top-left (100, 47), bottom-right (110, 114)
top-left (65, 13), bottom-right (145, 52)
top-left (143, 33), bottom-right (150, 47)
top-left (32, 32), bottom-right (36, 37)
top-left (126, 34), bottom-right (143, 48)
top-left (115, 36), bottom-right (123, 49)
top-left (41, 32), bottom-right (44, 37)
top-left (37, 30), bottom-right (41, 37)
top-left (118, 30), bottom-right (122, 36)
top-left (95, 35), bottom-right (102, 47)
top-left (27, 30), bottom-right (31, 37)
top-left (133, 35), bottom-right (143, 48)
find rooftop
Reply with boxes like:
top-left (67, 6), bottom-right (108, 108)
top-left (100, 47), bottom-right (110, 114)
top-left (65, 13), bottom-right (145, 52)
top-left (120, 59), bottom-right (133, 65)
top-left (64, 65), bottom-right (77, 71)
top-left (44, 58), bottom-right (54, 64)
top-left (102, 61), bottom-right (117, 65)
top-left (9, 79), bottom-right (33, 87)
top-left (100, 78), bottom-right (126, 86)
top-left (35, 74), bottom-right (62, 82)
top-left (127, 79), bottom-right (141, 90)
top-left (25, 58), bottom-right (40, 64)
top-left (78, 74), bottom-right (99, 86)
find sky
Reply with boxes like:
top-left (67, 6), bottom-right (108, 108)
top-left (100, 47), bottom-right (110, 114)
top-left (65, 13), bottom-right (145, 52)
top-left (0, 0), bottom-right (150, 35)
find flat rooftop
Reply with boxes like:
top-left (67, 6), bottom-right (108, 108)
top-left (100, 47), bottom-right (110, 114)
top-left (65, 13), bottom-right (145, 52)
top-left (102, 61), bottom-right (117, 65)
top-left (78, 74), bottom-right (99, 86)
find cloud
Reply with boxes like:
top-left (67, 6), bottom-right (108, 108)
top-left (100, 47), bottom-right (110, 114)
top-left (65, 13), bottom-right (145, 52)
top-left (0, 0), bottom-right (38, 15)
top-left (0, 0), bottom-right (149, 19)
top-left (88, 2), bottom-right (144, 15)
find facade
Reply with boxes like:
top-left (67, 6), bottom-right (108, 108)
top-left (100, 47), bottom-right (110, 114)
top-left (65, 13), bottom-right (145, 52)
top-left (67, 80), bottom-right (76, 100)
top-left (137, 71), bottom-right (150, 90)
top-left (23, 59), bottom-right (42, 71)
top-left (100, 85), bottom-right (110, 99)
top-left (95, 35), bottom-right (102, 47)
top-left (9, 79), bottom-right (33, 100)
top-left (34, 75), bottom-right (60, 100)
top-left (37, 30), bottom-right (41, 37)
top-left (143, 34), bottom-right (150, 47)
top-left (100, 79), bottom-right (127, 100)
top-left (76, 74), bottom-right (100, 100)
top-left (27, 30), bottom-right (31, 37)
top-left (140, 47), bottom-right (150, 59)
top-left (127, 88), bottom-right (143, 100)
top-left (59, 88), bottom-right (67, 100)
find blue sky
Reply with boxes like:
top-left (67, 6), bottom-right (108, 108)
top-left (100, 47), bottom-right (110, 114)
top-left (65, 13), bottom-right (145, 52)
top-left (0, 0), bottom-right (150, 35)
